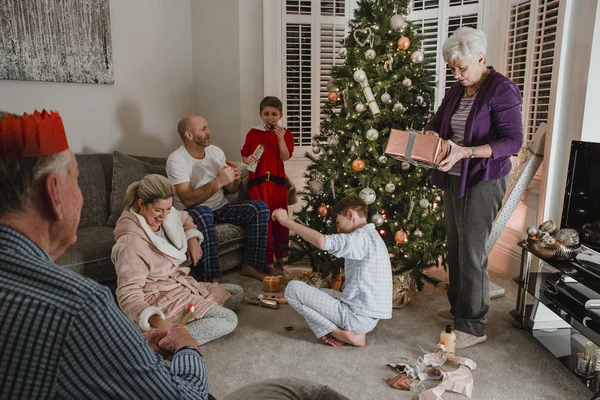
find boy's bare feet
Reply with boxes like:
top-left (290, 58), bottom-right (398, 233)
top-left (241, 265), bottom-right (268, 281)
top-left (321, 334), bottom-right (345, 347)
top-left (329, 328), bottom-right (366, 347)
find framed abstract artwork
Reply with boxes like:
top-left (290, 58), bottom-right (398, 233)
top-left (0, 0), bottom-right (114, 84)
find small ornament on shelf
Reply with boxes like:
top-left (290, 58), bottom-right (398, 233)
top-left (381, 91), bottom-right (392, 104)
top-left (328, 91), bottom-right (339, 103)
top-left (393, 102), bottom-right (405, 113)
top-left (419, 198), bottom-right (430, 209)
top-left (411, 50), bottom-right (425, 63)
top-left (355, 102), bottom-right (366, 113)
top-left (378, 155), bottom-right (388, 164)
top-left (402, 77), bottom-right (412, 88)
top-left (317, 205), bottom-right (329, 217)
top-left (385, 182), bottom-right (396, 193)
top-left (366, 128), bottom-right (379, 141)
top-left (359, 187), bottom-right (377, 205)
top-left (371, 213), bottom-right (384, 227)
top-left (351, 158), bottom-right (366, 172)
top-left (390, 14), bottom-right (407, 31)
top-left (394, 230), bottom-right (408, 244)
top-left (397, 36), bottom-right (411, 50)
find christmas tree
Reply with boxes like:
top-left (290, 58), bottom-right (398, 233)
top-left (289, 0), bottom-right (447, 291)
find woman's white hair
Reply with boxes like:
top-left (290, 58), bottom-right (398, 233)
top-left (442, 27), bottom-right (487, 64)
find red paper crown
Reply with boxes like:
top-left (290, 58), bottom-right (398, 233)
top-left (0, 110), bottom-right (69, 158)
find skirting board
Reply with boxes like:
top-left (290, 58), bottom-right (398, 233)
top-left (445, 281), bottom-right (506, 300)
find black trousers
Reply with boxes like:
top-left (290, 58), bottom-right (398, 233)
top-left (444, 175), bottom-right (506, 336)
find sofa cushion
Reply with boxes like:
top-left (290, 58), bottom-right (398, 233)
top-left (215, 223), bottom-right (245, 255)
top-left (107, 151), bottom-right (166, 226)
top-left (76, 154), bottom-right (113, 228)
top-left (55, 227), bottom-right (117, 282)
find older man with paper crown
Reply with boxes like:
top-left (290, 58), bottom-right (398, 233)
top-left (0, 110), bottom-right (350, 400)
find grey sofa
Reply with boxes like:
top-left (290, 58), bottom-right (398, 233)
top-left (56, 152), bottom-right (296, 283)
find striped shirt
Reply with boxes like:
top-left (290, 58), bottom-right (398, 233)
top-left (448, 97), bottom-right (475, 176)
top-left (0, 225), bottom-right (208, 399)
top-left (324, 223), bottom-right (392, 319)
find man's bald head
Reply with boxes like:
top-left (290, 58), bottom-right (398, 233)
top-left (177, 115), bottom-right (195, 141)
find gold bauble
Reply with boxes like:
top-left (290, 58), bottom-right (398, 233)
top-left (317, 205), bottom-right (329, 217)
top-left (352, 158), bottom-right (366, 172)
top-left (394, 230), bottom-right (408, 244)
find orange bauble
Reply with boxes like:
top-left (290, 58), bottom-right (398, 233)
top-left (328, 91), bottom-right (339, 103)
top-left (397, 36), bottom-right (411, 50)
top-left (317, 205), bottom-right (329, 217)
top-left (394, 230), bottom-right (408, 244)
top-left (352, 158), bottom-right (366, 172)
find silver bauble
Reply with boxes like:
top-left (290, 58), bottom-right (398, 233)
top-left (402, 77), bottom-right (412, 88)
top-left (355, 102), bottom-right (366, 113)
top-left (385, 182), bottom-right (396, 193)
top-left (359, 187), bottom-right (377, 205)
top-left (416, 95), bottom-right (424, 105)
top-left (378, 155), bottom-right (388, 164)
top-left (366, 128), bottom-right (379, 141)
top-left (353, 69), bottom-right (367, 83)
top-left (555, 228), bottom-right (580, 246)
top-left (390, 14), bottom-right (407, 30)
top-left (365, 48), bottom-right (376, 60)
top-left (419, 198), bottom-right (430, 209)
top-left (411, 50), bottom-right (425, 63)
top-left (412, 228), bottom-right (424, 238)
top-left (338, 47), bottom-right (348, 59)
top-left (326, 78), bottom-right (337, 92)
top-left (526, 226), bottom-right (540, 237)
top-left (401, 161), bottom-right (410, 170)
top-left (393, 102), bottom-right (405, 112)
top-left (312, 145), bottom-right (322, 154)
top-left (371, 213), bottom-right (384, 226)
top-left (308, 180), bottom-right (323, 195)
top-left (380, 92), bottom-right (392, 104)
top-left (327, 135), bottom-right (339, 146)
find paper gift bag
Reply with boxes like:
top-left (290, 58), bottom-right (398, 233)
top-left (263, 276), bottom-right (281, 293)
top-left (282, 266), bottom-right (312, 284)
top-left (385, 129), bottom-right (449, 168)
top-left (392, 271), bottom-right (417, 308)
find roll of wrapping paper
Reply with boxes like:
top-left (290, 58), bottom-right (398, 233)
top-left (360, 77), bottom-right (381, 116)
top-left (247, 144), bottom-right (264, 172)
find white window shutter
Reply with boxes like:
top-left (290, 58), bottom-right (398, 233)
top-left (320, 23), bottom-right (346, 120)
top-left (444, 13), bottom-right (479, 93)
top-left (506, 1), bottom-right (531, 97)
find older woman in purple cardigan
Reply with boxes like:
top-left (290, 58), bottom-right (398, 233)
top-left (424, 27), bottom-right (523, 349)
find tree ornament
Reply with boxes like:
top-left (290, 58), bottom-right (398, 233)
top-left (347, 139), bottom-right (359, 153)
top-left (355, 102), bottom-right (366, 113)
top-left (327, 149), bottom-right (333, 155)
top-left (365, 48), bottom-right (376, 60)
top-left (384, 54), bottom-right (394, 72)
top-left (328, 91), bottom-right (339, 103)
top-left (419, 198), bottom-right (430, 209)
top-left (380, 91), bottom-right (392, 104)
top-left (394, 230), bottom-right (408, 244)
top-left (352, 158), bottom-right (366, 172)
top-left (359, 187), bottom-right (376, 205)
top-left (338, 47), bottom-right (347, 59)
top-left (397, 36), bottom-right (411, 50)
top-left (353, 70), bottom-right (380, 116)
top-left (401, 161), bottom-right (410, 170)
top-left (379, 229), bottom-right (387, 238)
top-left (312, 145), bottom-right (322, 154)
top-left (402, 77), bottom-right (412, 88)
top-left (378, 155), bottom-right (388, 164)
top-left (411, 50), bottom-right (425, 63)
top-left (390, 14), bottom-right (407, 30)
top-left (385, 182), bottom-right (396, 193)
top-left (353, 69), bottom-right (367, 83)
top-left (353, 28), bottom-right (373, 47)
top-left (393, 102), bottom-right (405, 112)
top-left (371, 213), bottom-right (384, 226)
top-left (317, 205), bottom-right (329, 217)
top-left (407, 197), bottom-right (416, 220)
top-left (366, 128), bottom-right (379, 141)
top-left (308, 180), bottom-right (324, 195)
top-left (416, 95), bottom-right (424, 105)
top-left (326, 78), bottom-right (337, 92)
top-left (327, 135), bottom-right (339, 146)
top-left (412, 228), bottom-right (424, 238)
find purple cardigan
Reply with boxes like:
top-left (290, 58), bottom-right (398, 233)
top-left (424, 68), bottom-right (523, 198)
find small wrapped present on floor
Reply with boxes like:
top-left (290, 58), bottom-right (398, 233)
top-left (263, 276), bottom-right (281, 293)
top-left (282, 265), bottom-right (312, 284)
top-left (385, 129), bottom-right (449, 168)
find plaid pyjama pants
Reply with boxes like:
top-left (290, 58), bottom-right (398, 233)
top-left (187, 200), bottom-right (270, 281)
top-left (285, 280), bottom-right (378, 338)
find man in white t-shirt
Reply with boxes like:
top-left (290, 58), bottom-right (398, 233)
top-left (166, 114), bottom-right (279, 282)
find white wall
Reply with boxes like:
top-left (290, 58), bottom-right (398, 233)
top-left (190, 0), bottom-right (264, 161)
top-left (581, 2), bottom-right (600, 143)
top-left (0, 0), bottom-right (194, 157)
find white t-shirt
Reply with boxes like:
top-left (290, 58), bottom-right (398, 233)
top-left (166, 145), bottom-right (229, 211)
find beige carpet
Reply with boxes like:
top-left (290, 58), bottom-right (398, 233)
top-left (201, 265), bottom-right (592, 400)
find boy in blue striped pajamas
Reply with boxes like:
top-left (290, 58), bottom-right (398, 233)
top-left (273, 195), bottom-right (392, 347)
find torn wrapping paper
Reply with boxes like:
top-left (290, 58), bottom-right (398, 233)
top-left (419, 365), bottom-right (474, 400)
top-left (385, 373), bottom-right (413, 390)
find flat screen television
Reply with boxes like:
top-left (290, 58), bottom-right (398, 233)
top-left (561, 140), bottom-right (600, 253)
